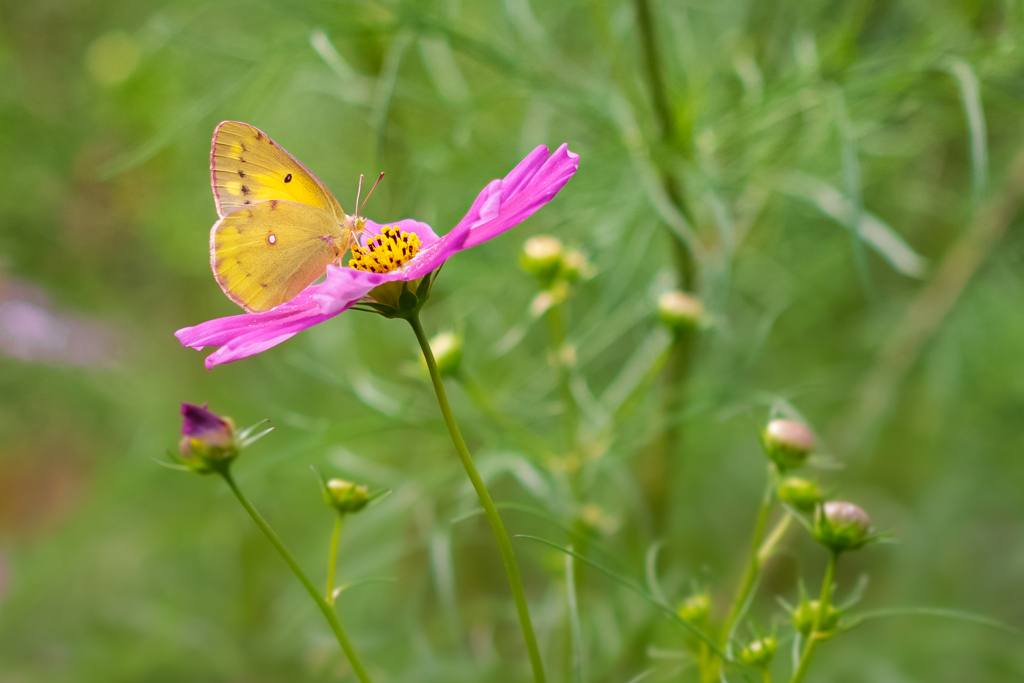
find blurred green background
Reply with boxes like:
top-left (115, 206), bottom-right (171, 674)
top-left (2, 0), bottom-right (1024, 681)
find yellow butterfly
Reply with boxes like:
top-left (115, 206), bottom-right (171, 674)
top-left (209, 121), bottom-right (372, 313)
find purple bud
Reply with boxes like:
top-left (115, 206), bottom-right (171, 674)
top-left (178, 403), bottom-right (238, 474)
top-left (181, 403), bottom-right (233, 445)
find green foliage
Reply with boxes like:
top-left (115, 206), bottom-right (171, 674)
top-left (2, 0), bottom-right (1024, 681)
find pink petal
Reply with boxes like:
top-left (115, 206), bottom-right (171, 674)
top-left (461, 144), bottom-right (579, 249)
top-left (361, 219), bottom-right (439, 246)
top-left (312, 267), bottom-right (391, 315)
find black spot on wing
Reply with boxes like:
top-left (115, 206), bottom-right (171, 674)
top-left (241, 185), bottom-right (250, 195)
top-left (284, 173), bottom-right (292, 183)
top-left (238, 170), bottom-right (246, 178)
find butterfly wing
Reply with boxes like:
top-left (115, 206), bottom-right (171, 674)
top-left (211, 121), bottom-right (347, 220)
top-left (211, 200), bottom-right (351, 313)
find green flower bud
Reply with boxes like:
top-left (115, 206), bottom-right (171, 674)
top-left (762, 419), bottom-right (815, 470)
top-left (814, 501), bottom-right (871, 552)
top-left (178, 403), bottom-right (239, 474)
top-left (677, 591), bottom-right (711, 626)
top-left (560, 250), bottom-right (594, 283)
top-left (657, 290), bottom-right (703, 331)
top-left (521, 235), bottom-right (564, 287)
top-left (427, 331), bottom-right (463, 377)
top-left (791, 599), bottom-right (841, 635)
top-left (777, 476), bottom-right (823, 512)
top-left (739, 637), bottom-right (776, 668)
top-left (325, 478), bottom-right (370, 515)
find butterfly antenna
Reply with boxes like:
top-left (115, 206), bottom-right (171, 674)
top-left (354, 174), bottom-right (365, 219)
top-left (360, 172), bottom-right (385, 216)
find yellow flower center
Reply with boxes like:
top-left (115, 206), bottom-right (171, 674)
top-left (347, 226), bottom-right (422, 273)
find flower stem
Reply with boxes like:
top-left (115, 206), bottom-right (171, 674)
top-left (789, 551), bottom-right (839, 683)
top-left (408, 313), bottom-right (547, 683)
top-left (220, 472), bottom-right (373, 683)
top-left (545, 299), bottom-right (578, 457)
top-left (719, 470), bottom-right (775, 651)
top-left (633, 0), bottom-right (700, 532)
top-left (757, 512), bottom-right (793, 566)
top-left (326, 515), bottom-right (343, 604)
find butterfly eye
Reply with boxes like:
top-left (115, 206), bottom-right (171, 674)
top-left (267, 234), bottom-right (277, 245)
top-left (284, 173), bottom-right (293, 183)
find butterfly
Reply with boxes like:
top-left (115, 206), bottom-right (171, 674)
top-left (209, 121), bottom-right (378, 313)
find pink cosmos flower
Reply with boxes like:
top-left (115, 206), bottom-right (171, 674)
top-left (176, 144), bottom-right (579, 368)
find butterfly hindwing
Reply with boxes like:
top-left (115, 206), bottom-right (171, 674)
top-left (211, 121), bottom-right (347, 220)
top-left (211, 200), bottom-right (350, 313)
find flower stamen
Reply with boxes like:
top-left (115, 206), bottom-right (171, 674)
top-left (348, 226), bottom-right (421, 274)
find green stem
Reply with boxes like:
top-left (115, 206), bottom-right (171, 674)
top-left (633, 0), bottom-right (700, 534)
top-left (326, 515), bottom-right (342, 604)
top-left (409, 314), bottom-right (547, 683)
top-left (545, 299), bottom-right (578, 457)
top-left (790, 551), bottom-right (839, 683)
top-left (719, 470), bottom-right (775, 650)
top-left (757, 512), bottom-right (793, 565)
top-left (221, 473), bottom-right (373, 683)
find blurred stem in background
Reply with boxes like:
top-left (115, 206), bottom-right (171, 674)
top-left (409, 313), bottom-right (547, 683)
top-left (220, 473), bottom-right (374, 683)
top-left (546, 298), bottom-right (579, 460)
top-left (326, 516), bottom-right (343, 604)
top-left (633, 0), bottom-right (701, 530)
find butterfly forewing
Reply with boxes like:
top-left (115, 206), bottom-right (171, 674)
top-left (211, 121), bottom-right (347, 220)
top-left (211, 200), bottom-right (350, 312)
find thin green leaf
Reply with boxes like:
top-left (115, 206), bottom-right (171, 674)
top-left (644, 540), bottom-right (668, 604)
top-left (842, 607), bottom-right (1023, 637)
top-left (943, 57), bottom-right (988, 206)
top-left (239, 426), bottom-right (274, 448)
top-left (601, 327), bottom-right (673, 417)
top-left (623, 668), bottom-right (656, 683)
top-left (151, 458), bottom-right (191, 473)
top-left (332, 578), bottom-right (398, 600)
top-left (565, 548), bottom-right (584, 683)
top-left (237, 419), bottom-right (270, 441)
top-left (515, 535), bottom-right (729, 660)
top-left (775, 171), bottom-right (927, 278)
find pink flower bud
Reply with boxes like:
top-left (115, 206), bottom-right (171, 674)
top-left (815, 501), bottom-right (872, 552)
top-left (762, 419), bottom-right (815, 470)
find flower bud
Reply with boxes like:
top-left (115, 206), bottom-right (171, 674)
top-left (762, 419), bottom-right (815, 470)
top-left (814, 501), bottom-right (871, 552)
top-left (791, 599), bottom-right (841, 635)
top-left (560, 250), bottom-right (594, 283)
top-left (677, 591), bottom-right (711, 626)
top-left (521, 235), bottom-right (564, 287)
top-left (657, 290), bottom-right (703, 331)
top-left (777, 476), bottom-right (823, 512)
top-left (324, 478), bottom-right (370, 514)
top-left (427, 331), bottom-right (462, 377)
top-left (739, 637), bottom-right (776, 668)
top-left (178, 403), bottom-right (238, 474)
